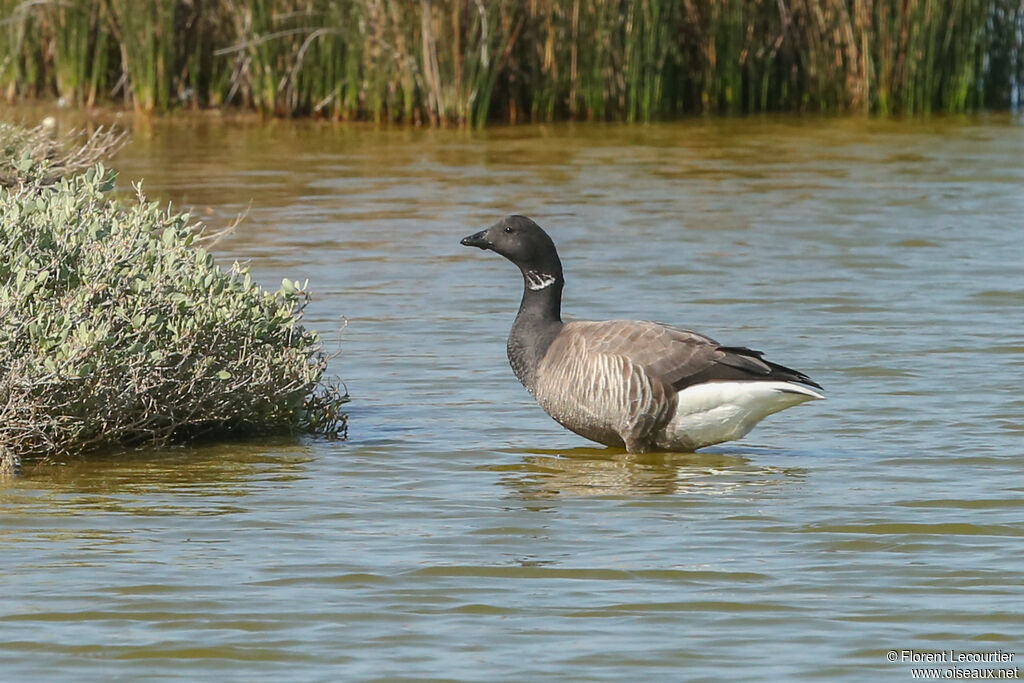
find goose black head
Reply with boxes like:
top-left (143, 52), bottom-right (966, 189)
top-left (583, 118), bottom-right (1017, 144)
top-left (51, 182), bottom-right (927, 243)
top-left (460, 215), bottom-right (563, 282)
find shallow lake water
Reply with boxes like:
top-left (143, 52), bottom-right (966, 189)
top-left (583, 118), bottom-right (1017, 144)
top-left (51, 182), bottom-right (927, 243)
top-left (2, 112), bottom-right (1023, 681)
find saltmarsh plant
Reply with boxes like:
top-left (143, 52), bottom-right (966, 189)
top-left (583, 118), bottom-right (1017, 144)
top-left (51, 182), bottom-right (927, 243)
top-left (0, 121), bottom-right (127, 188)
top-left (0, 164), bottom-right (347, 459)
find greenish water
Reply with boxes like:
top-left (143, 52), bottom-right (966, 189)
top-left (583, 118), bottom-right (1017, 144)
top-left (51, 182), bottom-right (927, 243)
top-left (2, 112), bottom-right (1023, 681)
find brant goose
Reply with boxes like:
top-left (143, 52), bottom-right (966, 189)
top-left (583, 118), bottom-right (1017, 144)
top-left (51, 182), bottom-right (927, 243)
top-left (460, 215), bottom-right (824, 453)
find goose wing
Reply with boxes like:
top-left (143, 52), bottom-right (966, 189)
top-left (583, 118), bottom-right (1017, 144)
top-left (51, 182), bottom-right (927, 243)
top-left (566, 320), bottom-right (822, 391)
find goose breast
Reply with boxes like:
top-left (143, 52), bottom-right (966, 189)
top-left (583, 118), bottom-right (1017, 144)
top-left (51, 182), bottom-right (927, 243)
top-left (532, 320), bottom-right (685, 449)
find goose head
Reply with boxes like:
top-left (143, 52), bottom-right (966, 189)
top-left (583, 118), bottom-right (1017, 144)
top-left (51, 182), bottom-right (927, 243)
top-left (460, 215), bottom-right (563, 286)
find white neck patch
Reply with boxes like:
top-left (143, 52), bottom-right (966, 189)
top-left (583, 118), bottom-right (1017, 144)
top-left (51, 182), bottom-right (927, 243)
top-left (525, 271), bottom-right (557, 291)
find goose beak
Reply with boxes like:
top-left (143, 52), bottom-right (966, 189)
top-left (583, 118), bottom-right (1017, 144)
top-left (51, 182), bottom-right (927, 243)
top-left (460, 229), bottom-right (491, 250)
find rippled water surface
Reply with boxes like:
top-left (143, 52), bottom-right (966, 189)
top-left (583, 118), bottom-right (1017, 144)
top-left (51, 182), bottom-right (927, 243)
top-left (3, 113), bottom-right (1023, 681)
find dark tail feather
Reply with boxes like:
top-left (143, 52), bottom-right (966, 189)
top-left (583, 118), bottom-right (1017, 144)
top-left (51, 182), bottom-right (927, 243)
top-left (763, 358), bottom-right (823, 390)
top-left (718, 346), bottom-right (823, 390)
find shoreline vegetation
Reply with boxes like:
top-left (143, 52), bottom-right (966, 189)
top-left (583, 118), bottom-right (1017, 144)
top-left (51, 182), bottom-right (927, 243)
top-left (0, 122), bottom-right (348, 466)
top-left (1, 1), bottom-right (1022, 127)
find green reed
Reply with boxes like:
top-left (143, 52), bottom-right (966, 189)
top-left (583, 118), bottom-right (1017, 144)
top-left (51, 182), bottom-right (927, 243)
top-left (0, 0), bottom-right (1021, 123)
top-left (102, 0), bottom-right (178, 111)
top-left (0, 0), bottom-right (46, 101)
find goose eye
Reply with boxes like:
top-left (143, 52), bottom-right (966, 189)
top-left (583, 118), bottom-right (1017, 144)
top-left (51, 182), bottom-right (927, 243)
top-left (504, 226), bottom-right (513, 233)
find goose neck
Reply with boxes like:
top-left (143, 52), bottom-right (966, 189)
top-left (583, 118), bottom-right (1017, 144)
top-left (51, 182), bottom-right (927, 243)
top-left (516, 268), bottom-right (563, 323)
top-left (508, 275), bottom-right (564, 390)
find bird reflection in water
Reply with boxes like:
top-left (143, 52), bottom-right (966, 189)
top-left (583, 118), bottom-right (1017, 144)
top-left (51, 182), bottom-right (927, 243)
top-left (489, 446), bottom-right (807, 498)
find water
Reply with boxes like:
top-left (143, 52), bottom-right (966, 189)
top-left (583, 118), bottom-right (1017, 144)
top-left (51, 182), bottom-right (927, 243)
top-left (2, 113), bottom-right (1023, 681)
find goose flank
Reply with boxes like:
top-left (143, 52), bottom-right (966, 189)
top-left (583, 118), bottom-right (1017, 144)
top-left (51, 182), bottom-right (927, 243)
top-left (460, 215), bottom-right (824, 453)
